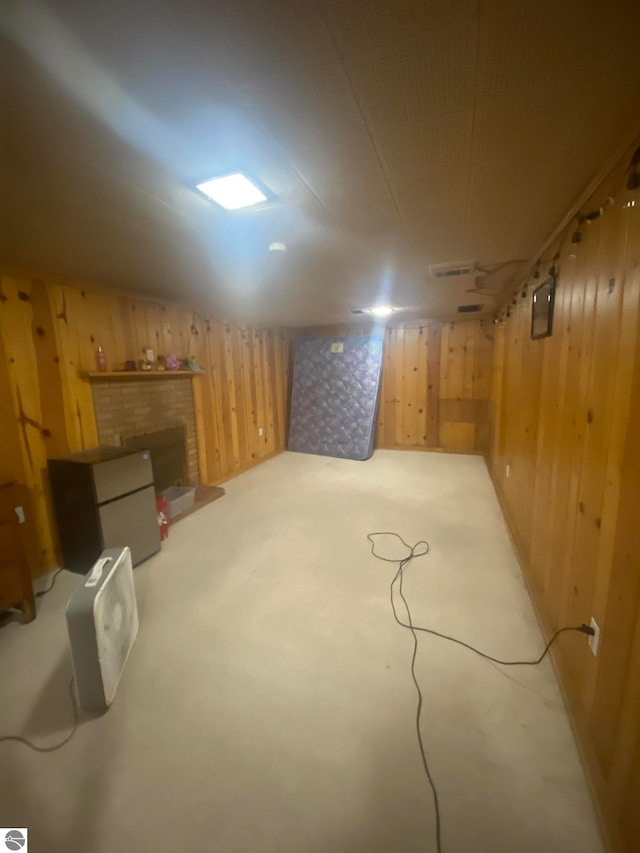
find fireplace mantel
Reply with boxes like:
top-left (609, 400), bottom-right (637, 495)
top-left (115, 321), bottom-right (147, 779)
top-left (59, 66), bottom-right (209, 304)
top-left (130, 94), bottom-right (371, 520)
top-left (84, 371), bottom-right (203, 380)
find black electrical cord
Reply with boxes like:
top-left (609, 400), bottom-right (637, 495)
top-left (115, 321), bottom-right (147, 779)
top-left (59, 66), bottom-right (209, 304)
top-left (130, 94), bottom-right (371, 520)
top-left (367, 532), bottom-right (442, 850)
top-left (35, 568), bottom-right (63, 598)
top-left (0, 677), bottom-right (78, 752)
top-left (366, 532), bottom-right (594, 853)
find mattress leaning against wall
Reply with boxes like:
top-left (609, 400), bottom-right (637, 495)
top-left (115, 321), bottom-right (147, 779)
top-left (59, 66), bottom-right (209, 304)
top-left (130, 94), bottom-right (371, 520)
top-left (288, 335), bottom-right (384, 461)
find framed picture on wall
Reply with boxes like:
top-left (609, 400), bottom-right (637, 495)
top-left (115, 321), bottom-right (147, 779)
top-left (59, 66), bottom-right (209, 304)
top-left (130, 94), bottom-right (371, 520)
top-left (531, 271), bottom-right (557, 340)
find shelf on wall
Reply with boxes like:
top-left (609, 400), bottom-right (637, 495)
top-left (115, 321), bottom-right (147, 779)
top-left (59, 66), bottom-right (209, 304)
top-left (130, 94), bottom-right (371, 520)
top-left (84, 371), bottom-right (204, 380)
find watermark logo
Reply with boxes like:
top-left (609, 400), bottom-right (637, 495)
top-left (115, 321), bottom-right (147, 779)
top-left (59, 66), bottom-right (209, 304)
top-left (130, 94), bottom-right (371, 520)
top-left (2, 829), bottom-right (27, 851)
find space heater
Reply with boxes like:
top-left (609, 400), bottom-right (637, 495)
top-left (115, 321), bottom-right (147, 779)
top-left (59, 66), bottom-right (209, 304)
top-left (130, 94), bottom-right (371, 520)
top-left (66, 547), bottom-right (139, 712)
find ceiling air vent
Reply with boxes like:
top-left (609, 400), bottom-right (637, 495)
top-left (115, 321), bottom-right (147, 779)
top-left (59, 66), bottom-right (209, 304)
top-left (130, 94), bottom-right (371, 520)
top-left (457, 304), bottom-right (482, 314)
top-left (428, 260), bottom-right (478, 279)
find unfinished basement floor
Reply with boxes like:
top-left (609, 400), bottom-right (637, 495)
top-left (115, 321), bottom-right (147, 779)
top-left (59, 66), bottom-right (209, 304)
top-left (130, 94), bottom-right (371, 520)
top-left (0, 450), bottom-right (603, 853)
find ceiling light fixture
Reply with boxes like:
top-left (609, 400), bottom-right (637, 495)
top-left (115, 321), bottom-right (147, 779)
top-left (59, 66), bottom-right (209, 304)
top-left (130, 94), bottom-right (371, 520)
top-left (196, 173), bottom-right (267, 210)
top-left (369, 305), bottom-right (395, 317)
top-left (269, 242), bottom-right (287, 253)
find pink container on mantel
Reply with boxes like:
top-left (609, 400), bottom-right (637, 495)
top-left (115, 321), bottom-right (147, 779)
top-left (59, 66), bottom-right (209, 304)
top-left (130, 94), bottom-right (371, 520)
top-left (95, 346), bottom-right (107, 372)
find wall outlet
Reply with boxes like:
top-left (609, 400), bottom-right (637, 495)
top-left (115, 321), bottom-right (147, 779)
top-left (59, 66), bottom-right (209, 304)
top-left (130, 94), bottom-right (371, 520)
top-left (14, 505), bottom-right (25, 524)
top-left (506, 463), bottom-right (511, 478)
top-left (589, 617), bottom-right (600, 656)
top-left (258, 427), bottom-right (263, 437)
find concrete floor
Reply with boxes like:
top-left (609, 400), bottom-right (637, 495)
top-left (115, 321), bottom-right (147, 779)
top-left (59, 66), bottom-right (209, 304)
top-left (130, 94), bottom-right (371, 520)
top-left (0, 450), bottom-right (603, 853)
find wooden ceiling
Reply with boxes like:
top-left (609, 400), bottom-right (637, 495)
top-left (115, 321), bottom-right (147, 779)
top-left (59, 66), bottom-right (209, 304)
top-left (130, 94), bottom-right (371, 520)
top-left (2, 0), bottom-right (640, 325)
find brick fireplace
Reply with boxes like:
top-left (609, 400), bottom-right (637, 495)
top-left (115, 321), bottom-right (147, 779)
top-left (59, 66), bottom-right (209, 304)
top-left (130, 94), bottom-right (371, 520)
top-left (91, 377), bottom-right (199, 485)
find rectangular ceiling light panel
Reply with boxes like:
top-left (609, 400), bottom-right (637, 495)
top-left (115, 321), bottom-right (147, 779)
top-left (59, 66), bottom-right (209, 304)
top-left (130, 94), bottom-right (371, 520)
top-left (196, 173), bottom-right (267, 210)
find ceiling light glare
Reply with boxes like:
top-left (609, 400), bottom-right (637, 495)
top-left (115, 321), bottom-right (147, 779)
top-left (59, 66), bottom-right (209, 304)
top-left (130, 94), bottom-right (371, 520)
top-left (269, 242), bottom-right (287, 253)
top-left (369, 305), bottom-right (395, 317)
top-left (196, 173), bottom-right (267, 210)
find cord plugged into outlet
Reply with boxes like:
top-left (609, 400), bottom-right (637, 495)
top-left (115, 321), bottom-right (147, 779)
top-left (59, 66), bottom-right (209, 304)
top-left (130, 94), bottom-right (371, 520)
top-left (575, 620), bottom-right (599, 655)
top-left (366, 533), bottom-right (605, 853)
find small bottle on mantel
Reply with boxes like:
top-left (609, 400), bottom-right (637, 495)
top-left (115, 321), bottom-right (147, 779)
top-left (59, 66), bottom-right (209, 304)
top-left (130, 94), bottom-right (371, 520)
top-left (95, 346), bottom-right (107, 372)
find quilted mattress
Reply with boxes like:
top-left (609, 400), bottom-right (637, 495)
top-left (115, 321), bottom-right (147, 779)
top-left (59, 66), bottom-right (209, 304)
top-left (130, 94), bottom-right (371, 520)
top-left (288, 335), bottom-right (384, 461)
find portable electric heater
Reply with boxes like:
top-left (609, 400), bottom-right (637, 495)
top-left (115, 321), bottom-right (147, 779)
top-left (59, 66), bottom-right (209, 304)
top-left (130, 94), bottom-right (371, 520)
top-left (66, 547), bottom-right (139, 712)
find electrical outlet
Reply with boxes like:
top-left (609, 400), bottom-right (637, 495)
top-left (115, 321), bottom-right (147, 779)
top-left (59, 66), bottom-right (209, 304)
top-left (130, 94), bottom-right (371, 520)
top-left (589, 617), bottom-right (600, 656)
top-left (14, 505), bottom-right (25, 524)
top-left (506, 463), bottom-right (511, 478)
top-left (258, 427), bottom-right (263, 437)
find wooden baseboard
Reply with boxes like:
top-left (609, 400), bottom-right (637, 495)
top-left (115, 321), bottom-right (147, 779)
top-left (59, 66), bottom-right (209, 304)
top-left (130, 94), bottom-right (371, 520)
top-left (375, 443), bottom-right (484, 456)
top-left (485, 460), bottom-right (624, 853)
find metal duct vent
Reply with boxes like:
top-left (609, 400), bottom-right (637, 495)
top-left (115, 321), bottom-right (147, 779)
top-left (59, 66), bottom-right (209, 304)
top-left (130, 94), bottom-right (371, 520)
top-left (428, 260), bottom-right (478, 279)
top-left (457, 304), bottom-right (482, 314)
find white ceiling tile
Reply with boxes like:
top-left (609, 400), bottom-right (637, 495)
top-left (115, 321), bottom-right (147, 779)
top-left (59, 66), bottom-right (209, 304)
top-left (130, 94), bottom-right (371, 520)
top-left (374, 110), bottom-right (474, 206)
top-left (29, 0), bottom-right (231, 119)
top-left (394, 181), bottom-right (468, 267)
top-left (464, 104), bottom-right (563, 259)
top-left (236, 61), bottom-right (385, 197)
top-left (292, 144), bottom-right (386, 200)
top-left (238, 62), bottom-right (371, 154)
top-left (163, 0), bottom-right (338, 87)
top-left (464, 84), bottom-right (640, 262)
top-left (477, 0), bottom-right (640, 108)
top-left (321, 187), bottom-right (403, 242)
top-left (321, 0), bottom-right (478, 56)
top-left (345, 16), bottom-right (478, 129)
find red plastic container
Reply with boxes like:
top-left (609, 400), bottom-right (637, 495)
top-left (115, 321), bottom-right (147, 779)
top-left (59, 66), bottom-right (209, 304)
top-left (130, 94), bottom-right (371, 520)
top-left (156, 494), bottom-right (169, 541)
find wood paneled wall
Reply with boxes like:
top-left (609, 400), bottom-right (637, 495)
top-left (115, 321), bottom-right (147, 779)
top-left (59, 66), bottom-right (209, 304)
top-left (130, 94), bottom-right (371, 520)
top-left (0, 274), bottom-right (291, 577)
top-left (489, 141), bottom-right (640, 852)
top-left (297, 320), bottom-right (494, 454)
